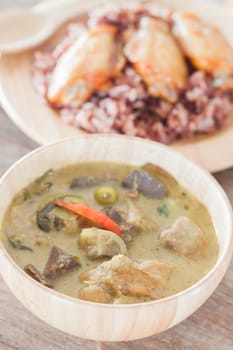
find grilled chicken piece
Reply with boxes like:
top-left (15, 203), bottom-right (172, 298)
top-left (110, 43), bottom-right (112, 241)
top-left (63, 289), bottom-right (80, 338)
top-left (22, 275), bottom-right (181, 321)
top-left (79, 254), bottom-right (173, 303)
top-left (124, 17), bottom-right (187, 102)
top-left (172, 11), bottom-right (233, 89)
top-left (47, 25), bottom-right (125, 107)
top-left (160, 216), bottom-right (207, 258)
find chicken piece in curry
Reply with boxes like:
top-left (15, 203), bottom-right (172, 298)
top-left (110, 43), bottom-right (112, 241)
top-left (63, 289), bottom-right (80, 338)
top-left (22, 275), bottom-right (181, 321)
top-left (1, 162), bottom-right (218, 304)
top-left (79, 254), bottom-right (173, 303)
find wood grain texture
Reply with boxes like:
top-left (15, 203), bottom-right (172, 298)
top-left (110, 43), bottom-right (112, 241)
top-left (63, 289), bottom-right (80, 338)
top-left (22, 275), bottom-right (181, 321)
top-left (0, 135), bottom-right (231, 341)
top-left (0, 87), bottom-right (233, 350)
top-left (0, 0), bottom-right (233, 349)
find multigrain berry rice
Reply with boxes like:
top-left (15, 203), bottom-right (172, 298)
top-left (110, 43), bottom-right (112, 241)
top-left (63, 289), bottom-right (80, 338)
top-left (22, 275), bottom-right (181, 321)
top-left (32, 3), bottom-right (233, 144)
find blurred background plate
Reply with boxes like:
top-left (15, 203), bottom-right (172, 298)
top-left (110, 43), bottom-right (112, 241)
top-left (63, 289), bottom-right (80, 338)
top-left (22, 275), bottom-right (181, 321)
top-left (0, 0), bottom-right (233, 172)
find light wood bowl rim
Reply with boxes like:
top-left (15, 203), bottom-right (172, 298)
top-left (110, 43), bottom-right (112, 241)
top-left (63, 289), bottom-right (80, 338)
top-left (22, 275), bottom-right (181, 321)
top-left (0, 0), bottom-right (233, 173)
top-left (0, 134), bottom-right (232, 310)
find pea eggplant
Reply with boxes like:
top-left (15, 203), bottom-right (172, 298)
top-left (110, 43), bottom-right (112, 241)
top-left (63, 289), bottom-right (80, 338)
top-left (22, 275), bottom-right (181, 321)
top-left (94, 186), bottom-right (118, 205)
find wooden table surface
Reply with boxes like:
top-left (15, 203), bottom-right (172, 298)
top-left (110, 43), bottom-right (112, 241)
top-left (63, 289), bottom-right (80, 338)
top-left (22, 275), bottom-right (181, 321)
top-left (0, 1), bottom-right (233, 349)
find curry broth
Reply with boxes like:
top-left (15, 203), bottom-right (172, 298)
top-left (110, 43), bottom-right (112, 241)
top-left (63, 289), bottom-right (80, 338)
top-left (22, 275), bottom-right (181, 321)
top-left (1, 162), bottom-right (218, 303)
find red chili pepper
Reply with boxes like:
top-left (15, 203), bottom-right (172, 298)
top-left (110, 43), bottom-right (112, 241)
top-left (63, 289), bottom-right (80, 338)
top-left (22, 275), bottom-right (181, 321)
top-left (54, 200), bottom-right (122, 235)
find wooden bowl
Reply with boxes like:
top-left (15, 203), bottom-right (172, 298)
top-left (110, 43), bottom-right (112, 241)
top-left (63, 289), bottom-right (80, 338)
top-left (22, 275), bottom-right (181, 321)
top-left (0, 135), bottom-right (232, 341)
top-left (0, 0), bottom-right (233, 172)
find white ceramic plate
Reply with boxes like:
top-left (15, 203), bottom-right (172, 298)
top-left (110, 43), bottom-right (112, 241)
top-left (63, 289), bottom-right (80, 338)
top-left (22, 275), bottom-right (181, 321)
top-left (0, 0), bottom-right (233, 172)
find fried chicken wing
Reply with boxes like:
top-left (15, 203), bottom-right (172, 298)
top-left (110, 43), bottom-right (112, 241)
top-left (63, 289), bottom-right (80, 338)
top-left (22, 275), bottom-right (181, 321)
top-left (172, 11), bottom-right (233, 89)
top-left (47, 25), bottom-right (125, 107)
top-left (124, 17), bottom-right (187, 102)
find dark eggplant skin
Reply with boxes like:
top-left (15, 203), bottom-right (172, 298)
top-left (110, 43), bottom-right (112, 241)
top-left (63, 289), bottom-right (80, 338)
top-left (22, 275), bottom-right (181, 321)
top-left (24, 264), bottom-right (54, 288)
top-left (70, 176), bottom-right (118, 189)
top-left (70, 176), bottom-right (104, 189)
top-left (122, 169), bottom-right (167, 199)
top-left (103, 207), bottom-right (139, 247)
top-left (43, 246), bottom-right (81, 280)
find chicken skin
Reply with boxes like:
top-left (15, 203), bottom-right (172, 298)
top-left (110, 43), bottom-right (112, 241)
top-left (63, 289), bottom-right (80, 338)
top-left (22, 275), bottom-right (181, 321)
top-left (172, 11), bottom-right (233, 89)
top-left (47, 25), bottom-right (125, 107)
top-left (124, 17), bottom-right (187, 102)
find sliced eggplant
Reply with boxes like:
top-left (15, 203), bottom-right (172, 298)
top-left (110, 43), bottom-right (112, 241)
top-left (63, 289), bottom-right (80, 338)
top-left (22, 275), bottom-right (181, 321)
top-left (103, 206), bottom-right (139, 246)
top-left (70, 176), bottom-right (118, 189)
top-left (43, 246), bottom-right (81, 280)
top-left (70, 176), bottom-right (105, 189)
top-left (122, 169), bottom-right (167, 198)
top-left (24, 264), bottom-right (53, 288)
top-left (103, 207), bottom-right (124, 225)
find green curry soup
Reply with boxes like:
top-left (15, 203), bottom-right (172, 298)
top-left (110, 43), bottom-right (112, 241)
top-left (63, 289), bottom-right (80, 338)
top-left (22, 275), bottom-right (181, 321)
top-left (1, 162), bottom-right (218, 304)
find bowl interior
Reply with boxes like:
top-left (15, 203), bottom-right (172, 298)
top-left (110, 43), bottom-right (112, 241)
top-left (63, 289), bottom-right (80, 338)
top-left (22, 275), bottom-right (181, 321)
top-left (0, 0), bottom-right (233, 172)
top-left (0, 135), bottom-right (232, 341)
top-left (0, 134), bottom-right (232, 261)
